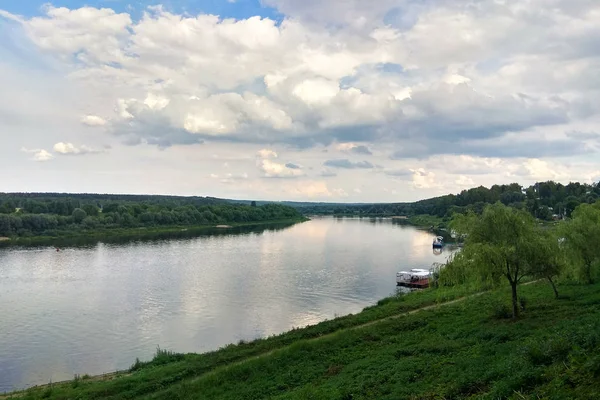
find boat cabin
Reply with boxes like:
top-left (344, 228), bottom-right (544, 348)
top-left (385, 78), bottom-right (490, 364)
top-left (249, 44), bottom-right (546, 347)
top-left (396, 268), bottom-right (431, 288)
top-left (432, 236), bottom-right (444, 249)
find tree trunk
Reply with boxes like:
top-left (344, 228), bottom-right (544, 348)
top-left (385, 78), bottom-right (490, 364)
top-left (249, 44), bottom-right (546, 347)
top-left (511, 282), bottom-right (519, 319)
top-left (547, 276), bottom-right (559, 299)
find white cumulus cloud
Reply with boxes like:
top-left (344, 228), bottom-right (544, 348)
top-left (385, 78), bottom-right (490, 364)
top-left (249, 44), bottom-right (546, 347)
top-left (21, 147), bottom-right (54, 162)
top-left (81, 115), bottom-right (107, 127)
top-left (53, 142), bottom-right (100, 155)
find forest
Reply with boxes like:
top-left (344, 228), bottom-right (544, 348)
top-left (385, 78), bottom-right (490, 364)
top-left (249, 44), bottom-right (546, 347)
top-left (0, 193), bottom-right (302, 238)
top-left (297, 180), bottom-right (600, 220)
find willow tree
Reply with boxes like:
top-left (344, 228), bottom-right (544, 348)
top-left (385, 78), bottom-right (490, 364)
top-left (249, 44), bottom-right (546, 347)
top-left (560, 202), bottom-right (600, 284)
top-left (451, 203), bottom-right (539, 318)
top-left (524, 231), bottom-right (565, 298)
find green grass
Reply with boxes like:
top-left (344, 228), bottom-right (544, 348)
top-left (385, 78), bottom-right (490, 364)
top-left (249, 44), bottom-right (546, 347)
top-left (6, 281), bottom-right (600, 399)
top-left (407, 214), bottom-right (446, 229)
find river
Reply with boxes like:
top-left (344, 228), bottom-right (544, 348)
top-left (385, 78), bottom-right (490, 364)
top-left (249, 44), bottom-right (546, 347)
top-left (0, 217), bottom-right (450, 392)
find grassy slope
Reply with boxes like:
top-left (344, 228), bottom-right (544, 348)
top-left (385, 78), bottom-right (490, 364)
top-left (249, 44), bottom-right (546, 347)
top-left (9, 282), bottom-right (600, 400)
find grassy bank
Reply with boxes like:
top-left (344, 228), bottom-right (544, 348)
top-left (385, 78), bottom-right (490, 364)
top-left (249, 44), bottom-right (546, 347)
top-left (6, 281), bottom-right (600, 399)
top-left (406, 214), bottom-right (446, 229)
top-left (0, 218), bottom-right (308, 247)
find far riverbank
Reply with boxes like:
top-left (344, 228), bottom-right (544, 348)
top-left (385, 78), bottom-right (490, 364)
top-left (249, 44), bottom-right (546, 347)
top-left (0, 218), bottom-right (308, 247)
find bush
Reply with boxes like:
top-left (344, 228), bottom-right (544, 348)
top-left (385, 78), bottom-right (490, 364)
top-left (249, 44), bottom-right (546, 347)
top-left (523, 335), bottom-right (572, 366)
top-left (519, 296), bottom-right (528, 311)
top-left (130, 357), bottom-right (143, 372)
top-left (151, 346), bottom-right (185, 366)
top-left (492, 302), bottom-right (512, 320)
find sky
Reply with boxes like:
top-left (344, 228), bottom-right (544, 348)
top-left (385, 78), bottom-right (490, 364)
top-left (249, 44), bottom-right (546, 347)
top-left (1, 0), bottom-right (600, 202)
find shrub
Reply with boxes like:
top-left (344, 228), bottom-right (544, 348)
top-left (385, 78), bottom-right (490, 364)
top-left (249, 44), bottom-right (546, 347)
top-left (519, 296), bottom-right (528, 311)
top-left (492, 302), bottom-right (512, 320)
top-left (130, 357), bottom-right (143, 372)
top-left (152, 346), bottom-right (185, 366)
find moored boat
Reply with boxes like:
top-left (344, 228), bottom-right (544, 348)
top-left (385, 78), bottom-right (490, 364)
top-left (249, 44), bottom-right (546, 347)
top-left (396, 268), bottom-right (431, 288)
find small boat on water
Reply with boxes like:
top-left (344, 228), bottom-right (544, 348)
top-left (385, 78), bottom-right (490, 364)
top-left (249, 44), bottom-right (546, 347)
top-left (432, 236), bottom-right (444, 249)
top-left (396, 269), bottom-right (431, 288)
top-left (397, 263), bottom-right (446, 288)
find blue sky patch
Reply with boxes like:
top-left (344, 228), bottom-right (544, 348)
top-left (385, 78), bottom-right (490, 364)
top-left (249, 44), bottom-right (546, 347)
top-left (2, 0), bottom-right (281, 22)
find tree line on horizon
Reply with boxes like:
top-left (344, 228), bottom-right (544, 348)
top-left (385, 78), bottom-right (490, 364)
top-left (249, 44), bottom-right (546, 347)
top-left (0, 193), bottom-right (301, 238)
top-left (298, 180), bottom-right (600, 220)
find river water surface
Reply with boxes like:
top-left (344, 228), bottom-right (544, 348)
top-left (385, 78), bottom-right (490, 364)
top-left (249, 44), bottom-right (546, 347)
top-left (0, 217), bottom-right (450, 392)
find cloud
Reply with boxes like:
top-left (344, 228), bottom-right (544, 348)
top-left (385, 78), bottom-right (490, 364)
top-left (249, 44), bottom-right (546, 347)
top-left (211, 172), bottom-right (249, 184)
top-left (426, 155), bottom-right (504, 176)
top-left (81, 115), bottom-right (107, 127)
top-left (282, 180), bottom-right (341, 198)
top-left (455, 175), bottom-right (475, 187)
top-left (53, 142), bottom-right (101, 155)
top-left (3, 1), bottom-right (600, 201)
top-left (324, 159), bottom-right (376, 169)
top-left (566, 131), bottom-right (600, 141)
top-left (34, 150), bottom-right (54, 162)
top-left (336, 142), bottom-right (373, 155)
top-left (21, 147), bottom-right (54, 162)
top-left (384, 168), bottom-right (412, 177)
top-left (411, 168), bottom-right (442, 190)
top-left (320, 169), bottom-right (337, 177)
top-left (512, 159), bottom-right (570, 182)
top-left (253, 148), bottom-right (304, 177)
top-left (257, 149), bottom-right (278, 159)
top-left (5, 0), bottom-right (599, 161)
top-left (350, 145), bottom-right (373, 155)
top-left (0, 9), bottom-right (23, 23)
top-left (257, 159), bottom-right (304, 178)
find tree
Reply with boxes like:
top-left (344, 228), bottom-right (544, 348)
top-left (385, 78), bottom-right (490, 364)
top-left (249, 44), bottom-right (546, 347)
top-left (451, 203), bottom-right (540, 318)
top-left (560, 202), bottom-right (600, 284)
top-left (564, 196), bottom-right (581, 217)
top-left (251, 201), bottom-right (257, 207)
top-left (537, 205), bottom-right (553, 221)
top-left (72, 208), bottom-right (87, 224)
top-left (82, 204), bottom-right (100, 217)
top-left (524, 231), bottom-right (564, 298)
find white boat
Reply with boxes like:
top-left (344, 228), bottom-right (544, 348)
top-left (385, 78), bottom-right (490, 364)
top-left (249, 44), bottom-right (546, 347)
top-left (396, 269), bottom-right (431, 288)
top-left (432, 236), bottom-right (444, 249)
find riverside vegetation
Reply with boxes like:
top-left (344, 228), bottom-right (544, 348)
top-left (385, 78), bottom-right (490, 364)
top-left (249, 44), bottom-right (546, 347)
top-left (295, 180), bottom-right (600, 231)
top-left (5, 201), bottom-right (600, 399)
top-left (0, 193), bottom-right (304, 244)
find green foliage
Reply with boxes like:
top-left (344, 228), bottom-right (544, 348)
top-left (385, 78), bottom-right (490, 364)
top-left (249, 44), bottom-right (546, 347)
top-left (129, 358), bottom-right (143, 372)
top-left (448, 203), bottom-right (540, 317)
top-left (81, 204), bottom-right (100, 217)
top-left (560, 202), bottom-right (600, 284)
top-left (406, 214), bottom-right (445, 229)
top-left (491, 301), bottom-right (512, 320)
top-left (71, 374), bottom-right (80, 389)
top-left (0, 193), bottom-right (303, 240)
top-left (71, 208), bottom-right (87, 223)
